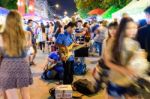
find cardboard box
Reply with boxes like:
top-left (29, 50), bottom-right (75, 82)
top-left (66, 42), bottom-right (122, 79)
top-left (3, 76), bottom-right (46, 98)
top-left (55, 85), bottom-right (72, 99)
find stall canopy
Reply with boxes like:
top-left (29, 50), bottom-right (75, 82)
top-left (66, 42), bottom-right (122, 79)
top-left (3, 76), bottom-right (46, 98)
top-left (23, 13), bottom-right (42, 21)
top-left (0, 7), bottom-right (9, 25)
top-left (101, 6), bottom-right (119, 19)
top-left (0, 7), bottom-right (9, 15)
top-left (112, 0), bottom-right (150, 20)
top-left (88, 8), bottom-right (105, 15)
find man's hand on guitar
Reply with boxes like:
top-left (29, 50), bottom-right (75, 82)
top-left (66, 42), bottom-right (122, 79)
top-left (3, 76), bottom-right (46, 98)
top-left (61, 57), bottom-right (67, 61)
top-left (73, 43), bottom-right (80, 47)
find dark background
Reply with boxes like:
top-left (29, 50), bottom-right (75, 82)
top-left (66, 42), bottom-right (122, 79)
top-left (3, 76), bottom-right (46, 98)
top-left (48, 0), bottom-right (77, 16)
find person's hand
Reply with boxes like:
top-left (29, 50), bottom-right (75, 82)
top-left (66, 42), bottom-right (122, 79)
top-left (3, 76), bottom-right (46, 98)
top-left (61, 57), bottom-right (67, 61)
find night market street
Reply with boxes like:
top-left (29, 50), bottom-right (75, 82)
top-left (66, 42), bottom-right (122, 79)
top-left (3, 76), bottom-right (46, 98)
top-left (1, 0), bottom-right (150, 99)
top-left (31, 51), bottom-right (150, 99)
top-left (0, 50), bottom-right (149, 99)
top-left (30, 50), bottom-right (104, 99)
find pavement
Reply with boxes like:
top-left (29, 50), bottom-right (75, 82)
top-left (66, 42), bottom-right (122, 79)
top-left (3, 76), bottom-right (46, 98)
top-left (30, 50), bottom-right (107, 99)
top-left (0, 50), bottom-right (149, 99)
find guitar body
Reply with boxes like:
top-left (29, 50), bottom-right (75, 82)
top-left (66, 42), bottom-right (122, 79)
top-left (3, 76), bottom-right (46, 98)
top-left (58, 43), bottom-right (74, 61)
top-left (58, 41), bottom-right (91, 61)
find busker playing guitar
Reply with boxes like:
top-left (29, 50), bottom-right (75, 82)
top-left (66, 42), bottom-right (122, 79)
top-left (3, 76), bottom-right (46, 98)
top-left (56, 22), bottom-right (89, 84)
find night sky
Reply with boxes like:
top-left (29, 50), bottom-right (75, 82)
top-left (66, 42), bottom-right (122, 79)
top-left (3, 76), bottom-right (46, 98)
top-left (49, 0), bottom-right (77, 16)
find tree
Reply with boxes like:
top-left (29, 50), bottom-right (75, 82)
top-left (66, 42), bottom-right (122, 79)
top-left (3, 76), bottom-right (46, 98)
top-left (74, 0), bottom-right (132, 18)
top-left (0, 0), bottom-right (9, 8)
top-left (0, 0), bottom-right (17, 10)
top-left (75, 0), bottom-right (103, 18)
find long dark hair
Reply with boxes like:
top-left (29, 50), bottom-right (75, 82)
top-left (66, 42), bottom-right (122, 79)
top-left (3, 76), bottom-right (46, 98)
top-left (106, 22), bottom-right (118, 42)
top-left (112, 17), bottom-right (134, 65)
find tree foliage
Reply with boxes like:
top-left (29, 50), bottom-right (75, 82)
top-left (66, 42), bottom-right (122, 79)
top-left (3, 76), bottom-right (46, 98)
top-left (74, 0), bottom-right (132, 18)
top-left (0, 0), bottom-right (17, 10)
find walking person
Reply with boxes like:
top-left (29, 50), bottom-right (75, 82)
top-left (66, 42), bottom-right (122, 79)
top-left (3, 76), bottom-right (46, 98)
top-left (92, 22), bottom-right (118, 95)
top-left (39, 26), bottom-right (46, 53)
top-left (45, 22), bottom-right (50, 41)
top-left (26, 19), bottom-right (37, 65)
top-left (104, 17), bottom-right (147, 99)
top-left (0, 10), bottom-right (33, 99)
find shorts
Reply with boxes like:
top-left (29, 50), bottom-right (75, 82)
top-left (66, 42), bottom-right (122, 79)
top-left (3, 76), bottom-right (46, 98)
top-left (27, 47), bottom-right (34, 55)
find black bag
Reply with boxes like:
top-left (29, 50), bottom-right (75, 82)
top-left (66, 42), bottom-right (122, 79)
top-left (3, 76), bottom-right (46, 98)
top-left (73, 79), bottom-right (96, 95)
top-left (49, 87), bottom-right (55, 99)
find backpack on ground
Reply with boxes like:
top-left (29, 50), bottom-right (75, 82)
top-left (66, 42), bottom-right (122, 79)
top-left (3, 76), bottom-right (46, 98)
top-left (73, 79), bottom-right (96, 95)
top-left (73, 62), bottom-right (87, 75)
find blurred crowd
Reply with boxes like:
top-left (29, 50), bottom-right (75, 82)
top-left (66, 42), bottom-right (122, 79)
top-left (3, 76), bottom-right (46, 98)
top-left (0, 5), bottom-right (150, 99)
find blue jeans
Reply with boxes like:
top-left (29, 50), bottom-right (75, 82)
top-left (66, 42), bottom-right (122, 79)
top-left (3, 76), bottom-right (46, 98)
top-left (93, 42), bottom-right (102, 55)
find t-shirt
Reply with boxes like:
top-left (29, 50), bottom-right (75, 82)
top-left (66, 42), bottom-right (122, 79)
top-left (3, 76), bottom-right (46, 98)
top-left (48, 51), bottom-right (60, 61)
top-left (56, 31), bottom-right (74, 61)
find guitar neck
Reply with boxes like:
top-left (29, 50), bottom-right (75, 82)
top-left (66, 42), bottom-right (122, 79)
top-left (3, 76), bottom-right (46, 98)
top-left (72, 43), bottom-right (87, 51)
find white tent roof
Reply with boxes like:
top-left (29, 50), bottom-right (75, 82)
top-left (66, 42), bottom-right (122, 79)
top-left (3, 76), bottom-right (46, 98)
top-left (113, 0), bottom-right (150, 20)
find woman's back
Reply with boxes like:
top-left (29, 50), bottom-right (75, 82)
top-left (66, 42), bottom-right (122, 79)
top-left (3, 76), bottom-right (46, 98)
top-left (0, 33), bottom-right (28, 58)
top-left (0, 10), bottom-right (33, 95)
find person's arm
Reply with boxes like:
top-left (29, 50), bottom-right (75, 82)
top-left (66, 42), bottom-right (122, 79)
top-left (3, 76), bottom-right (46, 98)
top-left (93, 34), bottom-right (99, 41)
top-left (44, 57), bottom-right (55, 70)
top-left (25, 31), bottom-right (32, 47)
top-left (56, 43), bottom-right (66, 48)
top-left (75, 32), bottom-right (83, 36)
top-left (101, 39), bottom-right (107, 58)
top-left (0, 35), bottom-right (3, 57)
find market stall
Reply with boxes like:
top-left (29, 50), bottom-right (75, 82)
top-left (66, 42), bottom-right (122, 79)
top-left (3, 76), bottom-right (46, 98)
top-left (0, 7), bottom-right (9, 24)
top-left (101, 6), bottom-right (119, 19)
top-left (112, 0), bottom-right (150, 21)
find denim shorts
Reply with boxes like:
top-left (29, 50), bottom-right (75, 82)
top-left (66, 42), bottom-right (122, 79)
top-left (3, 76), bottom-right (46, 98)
top-left (107, 82), bottom-right (139, 97)
top-left (107, 82), bottom-right (128, 97)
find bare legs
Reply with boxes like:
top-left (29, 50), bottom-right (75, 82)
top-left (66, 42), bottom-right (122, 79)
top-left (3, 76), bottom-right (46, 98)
top-left (0, 90), bottom-right (7, 99)
top-left (20, 87), bottom-right (30, 99)
top-left (5, 89), bottom-right (18, 99)
top-left (4, 87), bottom-right (30, 99)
